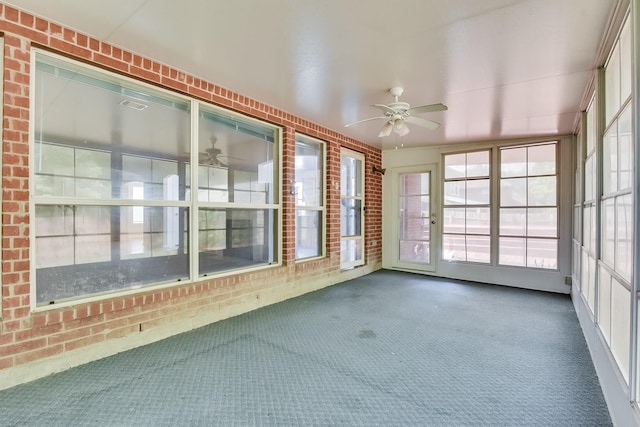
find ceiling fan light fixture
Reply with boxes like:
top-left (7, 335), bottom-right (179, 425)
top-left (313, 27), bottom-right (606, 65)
top-left (397, 125), bottom-right (410, 136)
top-left (394, 119), bottom-right (410, 136)
top-left (378, 121), bottom-right (393, 137)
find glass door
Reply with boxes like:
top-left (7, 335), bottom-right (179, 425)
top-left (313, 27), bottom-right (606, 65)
top-left (393, 166), bottom-right (435, 272)
top-left (340, 149), bottom-right (364, 269)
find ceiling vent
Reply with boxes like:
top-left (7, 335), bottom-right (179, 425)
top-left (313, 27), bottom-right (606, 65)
top-left (120, 99), bottom-right (148, 111)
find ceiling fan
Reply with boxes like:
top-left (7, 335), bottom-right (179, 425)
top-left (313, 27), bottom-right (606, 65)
top-left (345, 87), bottom-right (447, 137)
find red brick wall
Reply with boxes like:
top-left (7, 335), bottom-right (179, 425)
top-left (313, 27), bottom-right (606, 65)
top-left (0, 3), bottom-right (382, 378)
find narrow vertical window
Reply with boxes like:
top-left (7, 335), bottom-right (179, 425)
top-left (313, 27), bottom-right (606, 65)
top-left (294, 135), bottom-right (325, 260)
top-left (340, 149), bottom-right (365, 269)
top-left (499, 142), bottom-right (558, 269)
top-left (442, 151), bottom-right (490, 263)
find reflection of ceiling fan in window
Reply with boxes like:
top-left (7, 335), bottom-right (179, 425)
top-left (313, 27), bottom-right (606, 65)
top-left (199, 136), bottom-right (241, 168)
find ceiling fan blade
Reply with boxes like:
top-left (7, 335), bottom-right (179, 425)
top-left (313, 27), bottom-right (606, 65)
top-left (372, 104), bottom-right (397, 115)
top-left (405, 115), bottom-right (440, 130)
top-left (407, 103), bottom-right (448, 115)
top-left (345, 116), bottom-right (386, 127)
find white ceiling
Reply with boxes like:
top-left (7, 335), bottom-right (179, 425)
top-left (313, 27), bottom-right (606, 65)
top-left (6, 0), bottom-right (616, 150)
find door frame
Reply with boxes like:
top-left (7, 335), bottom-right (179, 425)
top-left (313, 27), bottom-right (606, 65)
top-left (391, 163), bottom-right (438, 273)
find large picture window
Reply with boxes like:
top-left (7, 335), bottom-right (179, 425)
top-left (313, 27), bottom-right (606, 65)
top-left (195, 106), bottom-right (278, 276)
top-left (33, 52), bottom-right (280, 305)
top-left (498, 142), bottom-right (558, 269)
top-left (294, 135), bottom-right (325, 260)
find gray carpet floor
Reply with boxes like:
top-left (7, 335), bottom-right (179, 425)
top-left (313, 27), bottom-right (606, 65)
top-left (0, 270), bottom-right (611, 426)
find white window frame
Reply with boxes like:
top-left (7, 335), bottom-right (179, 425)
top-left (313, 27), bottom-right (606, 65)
top-left (294, 134), bottom-right (326, 261)
top-left (30, 49), bottom-right (283, 310)
top-left (340, 148), bottom-right (365, 269)
top-left (497, 141), bottom-right (559, 270)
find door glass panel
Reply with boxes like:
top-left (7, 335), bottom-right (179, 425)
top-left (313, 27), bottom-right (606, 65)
top-left (341, 199), bottom-right (362, 237)
top-left (341, 155), bottom-right (362, 197)
top-left (341, 239), bottom-right (363, 264)
top-left (399, 240), bottom-right (429, 263)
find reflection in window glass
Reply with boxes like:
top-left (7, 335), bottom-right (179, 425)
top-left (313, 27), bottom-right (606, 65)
top-left (35, 144), bottom-right (112, 198)
top-left (196, 105), bottom-right (278, 275)
top-left (34, 53), bottom-right (193, 304)
top-left (498, 142), bottom-right (558, 269)
top-left (35, 54), bottom-right (191, 200)
top-left (198, 106), bottom-right (276, 205)
top-left (198, 208), bottom-right (274, 276)
top-left (33, 52), bottom-right (281, 304)
top-left (35, 205), bottom-right (189, 304)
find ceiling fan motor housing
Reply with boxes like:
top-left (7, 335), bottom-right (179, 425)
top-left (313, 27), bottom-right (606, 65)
top-left (387, 102), bottom-right (410, 114)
